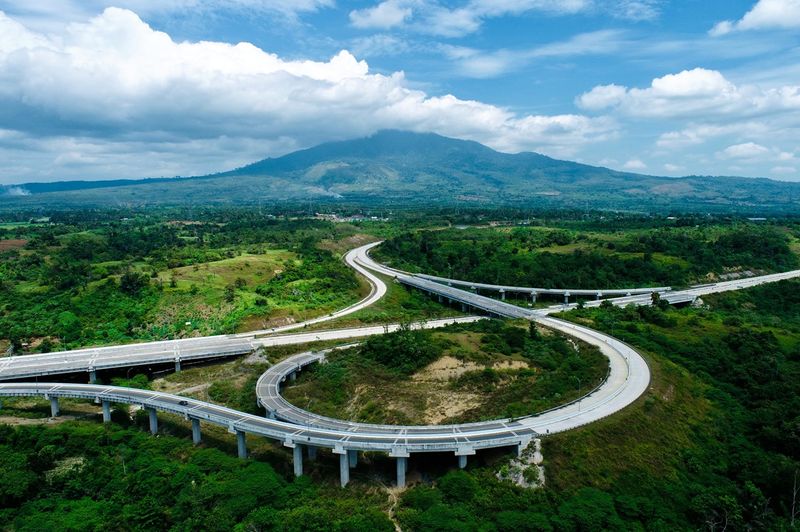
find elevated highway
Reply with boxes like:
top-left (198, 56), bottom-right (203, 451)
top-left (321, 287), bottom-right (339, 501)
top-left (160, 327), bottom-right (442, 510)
top-left (1, 241), bottom-right (798, 488)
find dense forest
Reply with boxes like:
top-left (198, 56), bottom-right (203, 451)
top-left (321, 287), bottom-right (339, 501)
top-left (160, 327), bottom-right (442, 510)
top-left (376, 223), bottom-right (799, 289)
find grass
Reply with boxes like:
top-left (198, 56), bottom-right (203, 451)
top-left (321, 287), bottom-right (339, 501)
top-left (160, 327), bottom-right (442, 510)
top-left (282, 322), bottom-right (608, 425)
top-left (544, 350), bottom-right (712, 493)
top-left (157, 251), bottom-right (293, 291)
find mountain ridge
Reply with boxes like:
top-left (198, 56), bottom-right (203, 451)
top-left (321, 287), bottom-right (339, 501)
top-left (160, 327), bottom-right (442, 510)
top-left (2, 130), bottom-right (798, 212)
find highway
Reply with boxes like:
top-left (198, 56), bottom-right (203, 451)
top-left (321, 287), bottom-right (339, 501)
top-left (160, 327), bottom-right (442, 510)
top-left (1, 241), bottom-right (799, 488)
top-left (0, 317), bottom-right (480, 382)
top-left (256, 313), bottom-right (649, 440)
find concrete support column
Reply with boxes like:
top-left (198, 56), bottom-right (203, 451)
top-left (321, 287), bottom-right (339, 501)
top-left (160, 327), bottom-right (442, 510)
top-left (175, 359), bottom-right (181, 372)
top-left (293, 445), bottom-right (303, 476)
top-left (266, 409), bottom-right (276, 420)
top-left (461, 303), bottom-right (467, 312)
top-left (191, 418), bottom-right (201, 445)
top-left (596, 292), bottom-right (602, 301)
top-left (396, 457), bottom-right (407, 488)
top-left (531, 292), bottom-right (537, 303)
top-left (89, 370), bottom-right (97, 384)
top-left (438, 295), bottom-right (443, 303)
top-left (307, 446), bottom-right (317, 461)
top-left (289, 372), bottom-right (296, 382)
top-left (102, 400), bottom-right (111, 423)
top-left (50, 397), bottom-right (59, 417)
top-left (348, 449), bottom-right (358, 468)
top-left (515, 441), bottom-right (527, 457)
top-left (148, 408), bottom-right (158, 435)
top-left (499, 289), bottom-right (506, 301)
top-left (564, 293), bottom-right (570, 304)
top-left (339, 453), bottom-right (350, 487)
top-left (237, 430), bottom-right (247, 459)
top-left (458, 455), bottom-right (468, 469)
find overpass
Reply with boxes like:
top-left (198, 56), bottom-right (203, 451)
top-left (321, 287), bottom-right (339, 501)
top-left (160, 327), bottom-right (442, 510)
top-left (1, 242), bottom-right (799, 489)
top-left (415, 272), bottom-right (670, 303)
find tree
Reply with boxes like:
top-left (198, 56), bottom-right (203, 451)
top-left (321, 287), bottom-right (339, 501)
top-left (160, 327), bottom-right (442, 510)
top-left (120, 270), bottom-right (149, 295)
top-left (224, 284), bottom-right (236, 303)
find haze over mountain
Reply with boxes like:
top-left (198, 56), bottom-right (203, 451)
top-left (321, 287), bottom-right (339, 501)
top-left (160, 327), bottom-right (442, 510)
top-left (3, 131), bottom-right (799, 213)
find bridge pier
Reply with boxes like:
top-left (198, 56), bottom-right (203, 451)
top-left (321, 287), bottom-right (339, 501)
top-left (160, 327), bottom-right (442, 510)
top-left (237, 430), bottom-right (247, 459)
top-left (102, 400), bottom-right (111, 423)
top-left (293, 444), bottom-right (303, 476)
top-left (289, 371), bottom-right (296, 382)
top-left (339, 452), bottom-right (350, 487)
top-left (438, 295), bottom-right (443, 303)
top-left (564, 292), bottom-right (571, 304)
top-left (50, 397), bottom-right (59, 417)
top-left (175, 359), bottom-right (181, 372)
top-left (461, 303), bottom-right (467, 312)
top-left (531, 292), bottom-right (537, 303)
top-left (348, 449), bottom-right (358, 468)
top-left (148, 408), bottom-right (158, 435)
top-left (266, 409), bottom-right (276, 420)
top-left (396, 457), bottom-right (407, 488)
top-left (88, 370), bottom-right (97, 384)
top-left (192, 418), bottom-right (202, 445)
top-left (596, 292), bottom-right (602, 301)
top-left (458, 455), bottom-right (468, 469)
top-left (499, 289), bottom-right (506, 301)
top-left (307, 445), bottom-right (317, 461)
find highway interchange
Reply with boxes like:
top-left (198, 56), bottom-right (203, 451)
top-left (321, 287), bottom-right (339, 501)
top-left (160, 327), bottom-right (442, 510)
top-left (2, 241), bottom-right (799, 487)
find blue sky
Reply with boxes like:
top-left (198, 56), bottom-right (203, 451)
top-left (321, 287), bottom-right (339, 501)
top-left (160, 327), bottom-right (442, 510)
top-left (0, 0), bottom-right (799, 184)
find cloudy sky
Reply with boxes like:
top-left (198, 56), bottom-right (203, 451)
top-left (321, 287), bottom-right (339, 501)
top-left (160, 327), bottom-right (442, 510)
top-left (0, 0), bottom-right (799, 184)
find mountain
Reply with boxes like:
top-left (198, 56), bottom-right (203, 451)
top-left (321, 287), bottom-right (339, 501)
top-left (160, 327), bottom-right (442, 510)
top-left (3, 130), bottom-right (800, 212)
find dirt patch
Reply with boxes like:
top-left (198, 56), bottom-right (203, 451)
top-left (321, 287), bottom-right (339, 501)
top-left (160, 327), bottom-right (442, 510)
top-left (0, 415), bottom-right (83, 425)
top-left (493, 360), bottom-right (529, 371)
top-left (420, 390), bottom-right (483, 424)
top-left (0, 239), bottom-right (27, 251)
top-left (413, 355), bottom-right (481, 381)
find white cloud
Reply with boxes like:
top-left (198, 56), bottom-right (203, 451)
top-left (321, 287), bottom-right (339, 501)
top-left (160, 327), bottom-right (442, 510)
top-left (710, 0), bottom-right (800, 36)
top-left (350, 34), bottom-right (411, 57)
top-left (577, 68), bottom-right (800, 119)
top-left (772, 165), bottom-right (797, 174)
top-left (349, 0), bottom-right (414, 29)
top-left (0, 8), bottom-right (616, 183)
top-left (655, 122), bottom-right (770, 148)
top-left (622, 158), bottom-right (647, 170)
top-left (719, 142), bottom-right (770, 160)
top-left (610, 0), bottom-right (662, 21)
top-left (0, 0), bottom-right (333, 32)
top-left (663, 163), bottom-right (683, 172)
top-left (349, 0), bottom-right (653, 37)
top-left (443, 30), bottom-right (625, 78)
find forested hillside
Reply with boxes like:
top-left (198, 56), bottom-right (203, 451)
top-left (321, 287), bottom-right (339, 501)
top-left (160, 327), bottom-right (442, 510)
top-left (376, 223), bottom-right (799, 289)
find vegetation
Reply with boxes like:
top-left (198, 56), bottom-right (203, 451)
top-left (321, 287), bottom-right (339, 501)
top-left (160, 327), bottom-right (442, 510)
top-left (376, 223), bottom-right (798, 290)
top-left (2, 210), bottom-right (800, 530)
top-left (283, 320), bottom-right (607, 424)
top-left (0, 216), bottom-right (370, 351)
top-left (0, 423), bottom-right (393, 531)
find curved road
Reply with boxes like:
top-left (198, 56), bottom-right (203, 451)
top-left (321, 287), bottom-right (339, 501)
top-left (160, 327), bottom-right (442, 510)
top-left (2, 241), bottom-right (799, 487)
top-left (256, 315), bottom-right (649, 439)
